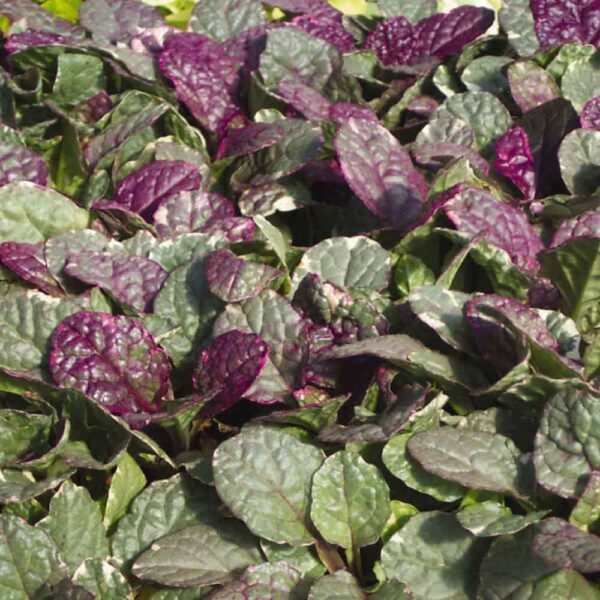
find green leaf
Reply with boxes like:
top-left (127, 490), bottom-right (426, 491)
top-left (38, 481), bottom-right (109, 572)
top-left (0, 514), bottom-right (68, 600)
top-left (383, 433), bottom-right (466, 502)
top-left (381, 512), bottom-right (482, 600)
top-left (0, 182), bottom-right (89, 244)
top-left (0, 410), bottom-right (52, 466)
top-left (212, 427), bottom-right (325, 546)
top-left (369, 581), bottom-right (412, 599)
top-left (292, 236), bottom-right (391, 292)
top-left (457, 502), bottom-right (548, 536)
top-left (132, 521), bottom-right (261, 587)
top-left (407, 427), bottom-right (534, 498)
top-left (39, 0), bottom-right (82, 22)
top-left (571, 472), bottom-right (600, 532)
top-left (149, 233), bottom-right (225, 272)
top-left (524, 569), bottom-right (600, 600)
top-left (259, 28), bottom-right (343, 95)
top-left (561, 53), bottom-right (600, 112)
top-left (0, 468), bottom-right (74, 504)
top-left (260, 541), bottom-right (325, 579)
top-left (103, 453), bottom-right (147, 530)
top-left (461, 56), bottom-right (511, 98)
top-left (376, 0), bottom-right (436, 20)
top-left (540, 237), bottom-right (600, 336)
top-left (254, 215), bottom-right (290, 269)
top-left (111, 474), bottom-right (219, 571)
top-left (307, 571), bottom-right (365, 600)
top-left (51, 54), bottom-right (107, 106)
top-left (72, 558), bottom-right (133, 600)
top-left (584, 336), bottom-right (600, 379)
top-left (310, 450), bottom-right (390, 549)
top-left (534, 387), bottom-right (600, 498)
top-left (498, 0), bottom-right (539, 56)
top-left (188, 0), bottom-right (265, 41)
top-left (394, 254), bottom-right (435, 298)
top-left (559, 129), bottom-right (600, 195)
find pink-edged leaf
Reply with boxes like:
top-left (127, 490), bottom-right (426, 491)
top-left (0, 141), bottom-right (48, 188)
top-left (277, 82), bottom-right (332, 120)
top-left (329, 102), bottom-right (379, 124)
top-left (530, 0), bottom-right (600, 48)
top-left (64, 251), bottom-right (168, 312)
top-left (581, 96), bottom-right (600, 131)
top-left (494, 126), bottom-right (536, 200)
top-left (96, 160), bottom-right (201, 222)
top-left (335, 118), bottom-right (428, 229)
top-left (507, 61), bottom-right (560, 114)
top-left (152, 191), bottom-right (235, 238)
top-left (193, 330), bottom-right (269, 417)
top-left (223, 24), bottom-right (271, 80)
top-left (201, 217), bottom-right (257, 243)
top-left (291, 15), bottom-right (355, 53)
top-left (443, 188), bottom-right (544, 273)
top-left (532, 518), bottom-right (600, 573)
top-left (0, 242), bottom-right (62, 296)
top-left (159, 32), bottom-right (241, 134)
top-left (207, 249), bottom-right (282, 303)
top-left (50, 311), bottom-right (172, 420)
top-left (551, 210), bottom-right (600, 248)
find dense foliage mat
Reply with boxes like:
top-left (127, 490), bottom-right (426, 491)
top-left (0, 0), bottom-right (600, 597)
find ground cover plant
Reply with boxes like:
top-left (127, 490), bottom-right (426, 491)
top-left (0, 0), bottom-right (599, 597)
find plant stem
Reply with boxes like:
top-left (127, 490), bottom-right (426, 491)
top-left (315, 539), bottom-right (345, 574)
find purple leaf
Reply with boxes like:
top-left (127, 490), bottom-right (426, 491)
top-left (530, 0), bottom-right (600, 48)
top-left (532, 518), bottom-right (600, 573)
top-left (335, 118), bottom-right (428, 229)
top-left (0, 242), bottom-right (62, 296)
top-left (277, 82), bottom-right (332, 120)
top-left (494, 126), bottom-right (536, 200)
top-left (201, 217), bottom-right (257, 243)
top-left (78, 92), bottom-right (114, 125)
top-left (443, 188), bottom-right (544, 273)
top-left (4, 30), bottom-right (74, 54)
top-left (581, 96), bottom-right (600, 131)
top-left (0, 0), bottom-right (84, 36)
top-left (291, 15), bottom-right (355, 53)
top-left (223, 24), bottom-right (271, 81)
top-left (152, 190), bottom-right (235, 238)
top-left (218, 121), bottom-right (295, 158)
top-left (207, 249), bottom-right (282, 303)
top-left (364, 15), bottom-right (416, 67)
top-left (551, 210), bottom-right (600, 248)
top-left (79, 0), bottom-right (165, 43)
top-left (50, 311), bottom-right (172, 421)
top-left (507, 61), bottom-right (560, 114)
top-left (99, 161), bottom-right (201, 222)
top-left (159, 32), bottom-right (241, 135)
top-left (329, 102), bottom-right (379, 124)
top-left (0, 141), bottom-right (48, 188)
top-left (64, 251), bottom-right (168, 312)
top-left (193, 331), bottom-right (269, 417)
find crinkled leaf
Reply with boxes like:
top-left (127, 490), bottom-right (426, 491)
top-left (213, 427), bottom-right (325, 545)
top-left (335, 119), bottom-right (428, 229)
top-left (149, 233), bottom-right (227, 272)
top-left (49, 312), bottom-right (172, 421)
top-left (494, 126), bottom-right (536, 200)
top-left (189, 0), bottom-right (266, 42)
top-left (581, 96), bottom-right (600, 130)
top-left (292, 16), bottom-right (355, 54)
top-left (559, 129), bottom-right (600, 195)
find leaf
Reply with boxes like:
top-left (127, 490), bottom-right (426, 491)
top-left (211, 562), bottom-right (309, 600)
top-left (561, 53), bottom-right (600, 113)
top-left (103, 453), bottom-right (147, 529)
top-left (0, 140), bottom-right (48, 188)
top-left (49, 312), bottom-right (172, 424)
top-left (407, 427), bottom-right (534, 498)
top-left (0, 410), bottom-right (52, 466)
top-left (111, 474), bottom-right (219, 571)
top-left (212, 427), bottom-right (325, 545)
top-left (72, 558), bottom-right (133, 600)
top-left (254, 215), bottom-right (290, 269)
top-left (376, 0), bottom-right (436, 21)
top-left (570, 472), bottom-right (600, 532)
top-left (132, 521), bottom-right (262, 587)
top-left (189, 0), bottom-right (266, 41)
top-left (207, 249), bottom-right (282, 303)
top-left (310, 451), bottom-right (390, 549)
top-left (381, 512), bottom-right (482, 600)
top-left (533, 387), bottom-right (600, 498)
top-left (559, 129), bottom-right (600, 195)
top-left (259, 27), bottom-right (343, 95)
top-left (307, 571), bottom-right (365, 599)
top-left (149, 233), bottom-right (226, 272)
top-left (0, 182), bottom-right (88, 244)
top-left (213, 290), bottom-right (309, 402)
top-left (493, 125), bottom-right (536, 201)
top-left (335, 119), bottom-right (428, 229)
top-left (51, 54), bottom-right (107, 106)
top-left (39, 480), bottom-right (109, 572)
top-left (532, 518), bottom-right (600, 573)
top-left (292, 236), bottom-right (391, 293)
top-left (394, 254), bottom-right (436, 297)
top-left (0, 468), bottom-right (74, 504)
top-left (457, 502), bottom-right (548, 537)
top-left (507, 61), bottom-right (559, 113)
top-left (260, 541), bottom-right (325, 579)
top-left (0, 514), bottom-right (68, 599)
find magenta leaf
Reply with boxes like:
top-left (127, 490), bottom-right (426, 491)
top-left (494, 126), bottom-right (536, 200)
top-left (4, 30), bottom-right (74, 54)
top-left (530, 0), bottom-right (600, 48)
top-left (207, 249), bottom-right (282, 303)
top-left (277, 82), bottom-right (332, 120)
top-left (551, 210), bottom-right (600, 248)
top-left (0, 140), bottom-right (48, 188)
top-left (159, 32), bottom-right (241, 134)
top-left (335, 118), bottom-right (428, 229)
top-left (443, 188), bottom-right (544, 273)
top-left (193, 331), bottom-right (269, 417)
top-left (95, 160), bottom-right (201, 222)
top-left (291, 15), bottom-right (355, 53)
top-left (581, 96), bottom-right (600, 131)
top-left (364, 15), bottom-right (416, 67)
top-left (64, 251), bottom-right (168, 312)
top-left (0, 242), bottom-right (62, 296)
top-left (50, 312), bottom-right (172, 421)
top-left (329, 102), bottom-right (379, 124)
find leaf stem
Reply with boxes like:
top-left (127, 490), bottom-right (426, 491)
top-left (315, 539), bottom-right (345, 574)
